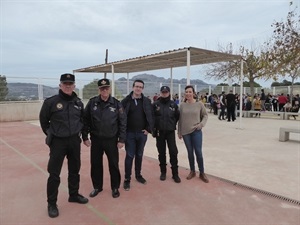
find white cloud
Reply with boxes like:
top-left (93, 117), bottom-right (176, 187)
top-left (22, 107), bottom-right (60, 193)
top-left (1, 0), bottom-right (297, 85)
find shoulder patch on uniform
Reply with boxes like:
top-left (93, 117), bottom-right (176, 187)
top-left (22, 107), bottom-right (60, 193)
top-left (56, 103), bottom-right (63, 109)
top-left (155, 105), bottom-right (160, 111)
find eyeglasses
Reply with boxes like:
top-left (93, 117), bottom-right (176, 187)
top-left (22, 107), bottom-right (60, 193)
top-left (134, 85), bottom-right (144, 89)
top-left (99, 86), bottom-right (110, 91)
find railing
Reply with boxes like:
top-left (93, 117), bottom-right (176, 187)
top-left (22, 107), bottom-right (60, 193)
top-left (1, 76), bottom-right (300, 102)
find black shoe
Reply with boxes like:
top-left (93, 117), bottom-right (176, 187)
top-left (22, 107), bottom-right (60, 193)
top-left (112, 188), bottom-right (120, 198)
top-left (89, 188), bottom-right (102, 198)
top-left (68, 194), bottom-right (89, 204)
top-left (123, 179), bottom-right (130, 191)
top-left (48, 204), bottom-right (59, 218)
top-left (172, 175), bottom-right (181, 183)
top-left (160, 173), bottom-right (166, 181)
top-left (218, 117), bottom-right (221, 120)
top-left (136, 175), bottom-right (147, 184)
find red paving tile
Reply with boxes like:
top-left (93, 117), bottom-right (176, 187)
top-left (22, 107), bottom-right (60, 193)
top-left (0, 121), bottom-right (299, 225)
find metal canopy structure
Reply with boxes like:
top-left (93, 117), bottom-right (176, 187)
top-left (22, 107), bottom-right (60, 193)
top-left (74, 46), bottom-right (244, 128)
top-left (73, 46), bottom-right (241, 74)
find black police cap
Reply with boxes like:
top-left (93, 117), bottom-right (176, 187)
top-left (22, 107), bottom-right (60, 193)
top-left (60, 73), bottom-right (75, 83)
top-left (98, 78), bottom-right (110, 87)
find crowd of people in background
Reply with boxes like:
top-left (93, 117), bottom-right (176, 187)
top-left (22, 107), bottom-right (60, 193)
top-left (201, 90), bottom-right (299, 120)
top-left (150, 89), bottom-right (300, 120)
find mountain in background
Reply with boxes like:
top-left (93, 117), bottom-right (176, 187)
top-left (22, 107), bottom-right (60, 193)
top-left (116, 73), bottom-right (211, 96)
top-left (7, 83), bottom-right (59, 100)
top-left (6, 73), bottom-right (211, 100)
top-left (120, 73), bottom-right (209, 86)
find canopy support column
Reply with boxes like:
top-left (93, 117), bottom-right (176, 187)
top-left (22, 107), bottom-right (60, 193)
top-left (111, 64), bottom-right (115, 97)
top-left (127, 73), bottom-right (130, 95)
top-left (186, 49), bottom-right (191, 85)
top-left (170, 67), bottom-right (173, 97)
top-left (239, 60), bottom-right (244, 129)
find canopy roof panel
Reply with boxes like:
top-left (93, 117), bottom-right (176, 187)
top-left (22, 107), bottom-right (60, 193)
top-left (74, 46), bottom-right (241, 74)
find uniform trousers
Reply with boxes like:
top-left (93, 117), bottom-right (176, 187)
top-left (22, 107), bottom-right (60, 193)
top-left (155, 130), bottom-right (179, 174)
top-left (90, 135), bottom-right (121, 190)
top-left (47, 135), bottom-right (81, 205)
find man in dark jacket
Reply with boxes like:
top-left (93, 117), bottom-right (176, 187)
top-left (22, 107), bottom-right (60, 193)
top-left (226, 90), bottom-right (236, 122)
top-left (121, 79), bottom-right (154, 191)
top-left (82, 78), bottom-right (126, 199)
top-left (153, 86), bottom-right (181, 183)
top-left (39, 73), bottom-right (88, 218)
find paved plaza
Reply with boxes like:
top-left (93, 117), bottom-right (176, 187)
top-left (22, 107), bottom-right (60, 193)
top-left (0, 114), bottom-right (299, 225)
top-left (144, 113), bottom-right (300, 201)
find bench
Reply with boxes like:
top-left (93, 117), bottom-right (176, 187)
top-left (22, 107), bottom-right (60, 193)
top-left (279, 127), bottom-right (300, 142)
top-left (247, 110), bottom-right (284, 119)
top-left (284, 112), bottom-right (300, 120)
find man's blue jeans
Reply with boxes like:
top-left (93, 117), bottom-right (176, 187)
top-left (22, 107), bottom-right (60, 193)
top-left (124, 131), bottom-right (148, 180)
top-left (182, 129), bottom-right (204, 173)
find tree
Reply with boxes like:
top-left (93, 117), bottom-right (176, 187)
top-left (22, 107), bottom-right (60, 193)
top-left (205, 44), bottom-right (275, 98)
top-left (271, 79), bottom-right (300, 86)
top-left (242, 81), bottom-right (261, 87)
top-left (82, 79), bottom-right (124, 100)
top-left (216, 83), bottom-right (229, 86)
top-left (282, 79), bottom-right (292, 86)
top-left (271, 81), bottom-right (281, 87)
top-left (0, 75), bottom-right (8, 101)
top-left (267, 2), bottom-right (300, 99)
top-left (83, 79), bottom-right (98, 99)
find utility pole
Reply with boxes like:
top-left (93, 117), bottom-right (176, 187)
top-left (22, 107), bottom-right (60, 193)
top-left (104, 49), bottom-right (108, 78)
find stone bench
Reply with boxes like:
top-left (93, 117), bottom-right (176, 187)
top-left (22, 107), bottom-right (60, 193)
top-left (247, 110), bottom-right (284, 119)
top-left (284, 112), bottom-right (300, 120)
top-left (279, 127), bottom-right (300, 142)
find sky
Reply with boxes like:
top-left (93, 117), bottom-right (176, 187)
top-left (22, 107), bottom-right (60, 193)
top-left (1, 0), bottom-right (299, 87)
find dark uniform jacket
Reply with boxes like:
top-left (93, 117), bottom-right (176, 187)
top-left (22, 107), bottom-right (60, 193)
top-left (39, 90), bottom-right (84, 138)
top-left (121, 92), bottom-right (154, 133)
top-left (82, 95), bottom-right (127, 143)
top-left (153, 97), bottom-right (180, 131)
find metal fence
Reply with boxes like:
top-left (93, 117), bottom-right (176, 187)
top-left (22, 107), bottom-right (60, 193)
top-left (2, 76), bottom-right (300, 102)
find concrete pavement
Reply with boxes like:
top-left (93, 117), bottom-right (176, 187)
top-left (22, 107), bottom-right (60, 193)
top-left (1, 114), bottom-right (299, 225)
top-left (143, 113), bottom-right (300, 201)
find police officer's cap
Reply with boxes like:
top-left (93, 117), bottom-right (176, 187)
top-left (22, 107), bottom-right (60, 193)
top-left (160, 86), bottom-right (170, 92)
top-left (60, 73), bottom-right (75, 83)
top-left (98, 78), bottom-right (110, 87)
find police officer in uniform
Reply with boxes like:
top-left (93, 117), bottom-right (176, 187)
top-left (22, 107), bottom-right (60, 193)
top-left (153, 86), bottom-right (181, 183)
top-left (39, 73), bottom-right (88, 218)
top-left (82, 78), bottom-right (126, 198)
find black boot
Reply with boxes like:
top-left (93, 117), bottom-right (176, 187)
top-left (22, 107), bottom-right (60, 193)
top-left (160, 164), bottom-right (167, 181)
top-left (171, 167), bottom-right (181, 183)
top-left (160, 173), bottom-right (166, 181)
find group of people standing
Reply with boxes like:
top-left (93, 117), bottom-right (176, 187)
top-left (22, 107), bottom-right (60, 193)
top-left (40, 73), bottom-right (209, 218)
top-left (207, 88), bottom-right (300, 120)
top-left (206, 90), bottom-right (238, 121)
top-left (244, 90), bottom-right (300, 115)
